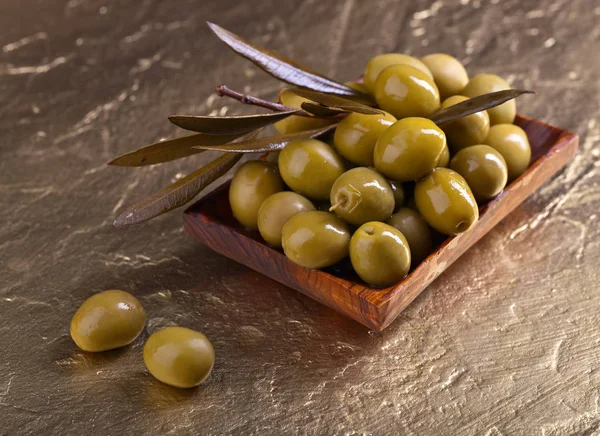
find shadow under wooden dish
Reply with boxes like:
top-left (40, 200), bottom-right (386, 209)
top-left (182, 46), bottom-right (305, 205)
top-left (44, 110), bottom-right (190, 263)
top-left (183, 115), bottom-right (578, 331)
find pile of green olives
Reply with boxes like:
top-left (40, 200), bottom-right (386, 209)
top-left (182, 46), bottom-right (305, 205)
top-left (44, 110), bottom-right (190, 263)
top-left (227, 52), bottom-right (531, 287)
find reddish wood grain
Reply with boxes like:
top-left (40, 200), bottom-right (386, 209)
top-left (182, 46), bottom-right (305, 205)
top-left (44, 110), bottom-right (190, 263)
top-left (184, 115), bottom-right (579, 330)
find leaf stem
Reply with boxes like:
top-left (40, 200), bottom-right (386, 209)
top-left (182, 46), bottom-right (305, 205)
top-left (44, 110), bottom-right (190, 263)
top-left (215, 84), bottom-right (311, 117)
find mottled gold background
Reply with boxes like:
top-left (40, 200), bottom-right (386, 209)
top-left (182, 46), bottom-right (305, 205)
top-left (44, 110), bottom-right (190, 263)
top-left (1, 0), bottom-right (599, 434)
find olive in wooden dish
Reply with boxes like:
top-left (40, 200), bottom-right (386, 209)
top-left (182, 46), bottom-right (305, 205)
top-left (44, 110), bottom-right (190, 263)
top-left (106, 23), bottom-right (533, 289)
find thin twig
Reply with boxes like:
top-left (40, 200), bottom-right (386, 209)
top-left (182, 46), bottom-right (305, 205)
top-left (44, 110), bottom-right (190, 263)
top-left (215, 84), bottom-right (311, 117)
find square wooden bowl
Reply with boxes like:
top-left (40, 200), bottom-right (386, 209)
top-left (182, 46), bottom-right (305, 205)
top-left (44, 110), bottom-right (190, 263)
top-left (183, 115), bottom-right (578, 331)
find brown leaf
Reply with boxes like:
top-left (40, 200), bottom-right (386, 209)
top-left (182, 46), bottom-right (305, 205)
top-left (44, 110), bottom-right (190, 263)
top-left (429, 89), bottom-right (535, 125)
top-left (192, 124), bottom-right (337, 153)
top-left (291, 88), bottom-right (383, 115)
top-left (207, 22), bottom-right (363, 97)
top-left (113, 152), bottom-right (242, 226)
top-left (168, 110), bottom-right (298, 134)
top-left (107, 132), bottom-right (243, 167)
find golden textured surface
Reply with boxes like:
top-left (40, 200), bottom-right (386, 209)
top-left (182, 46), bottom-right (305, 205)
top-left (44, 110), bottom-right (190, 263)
top-left (1, 0), bottom-right (599, 434)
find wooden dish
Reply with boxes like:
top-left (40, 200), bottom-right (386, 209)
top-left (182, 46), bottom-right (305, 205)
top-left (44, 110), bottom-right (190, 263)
top-left (183, 115), bottom-right (578, 330)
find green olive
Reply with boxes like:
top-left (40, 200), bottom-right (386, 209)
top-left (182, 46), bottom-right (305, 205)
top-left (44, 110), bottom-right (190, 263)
top-left (143, 327), bottom-right (214, 388)
top-left (257, 192), bottom-right (315, 247)
top-left (344, 81), bottom-right (370, 94)
top-left (440, 95), bottom-right (490, 152)
top-left (350, 221), bottom-right (411, 287)
top-left (333, 111), bottom-right (396, 166)
top-left (450, 145), bottom-right (508, 202)
top-left (278, 138), bottom-right (345, 201)
top-left (415, 168), bottom-right (479, 235)
top-left (70, 290), bottom-right (146, 352)
top-left (437, 145), bottom-right (450, 167)
top-left (373, 65), bottom-right (440, 119)
top-left (386, 208), bottom-right (433, 266)
top-left (463, 74), bottom-right (516, 125)
top-left (274, 89), bottom-right (336, 134)
top-left (484, 124), bottom-right (531, 182)
top-left (420, 53), bottom-right (469, 99)
top-left (389, 180), bottom-right (405, 210)
top-left (330, 167), bottom-right (395, 226)
top-left (229, 161), bottom-right (284, 230)
top-left (281, 211), bottom-right (350, 268)
top-left (374, 117), bottom-right (446, 181)
top-left (363, 53), bottom-right (433, 93)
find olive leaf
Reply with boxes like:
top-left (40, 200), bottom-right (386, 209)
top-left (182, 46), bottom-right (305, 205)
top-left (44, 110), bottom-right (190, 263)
top-left (429, 89), bottom-right (534, 125)
top-left (301, 102), bottom-right (348, 117)
top-left (168, 110), bottom-right (298, 135)
top-left (207, 22), bottom-right (363, 97)
top-left (107, 132), bottom-right (245, 167)
top-left (290, 88), bottom-right (383, 115)
top-left (113, 152), bottom-right (243, 226)
top-left (192, 124), bottom-right (337, 153)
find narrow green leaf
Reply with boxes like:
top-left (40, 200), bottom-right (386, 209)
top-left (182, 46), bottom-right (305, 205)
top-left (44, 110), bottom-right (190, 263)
top-left (291, 88), bottom-right (383, 115)
top-left (207, 22), bottom-right (363, 97)
top-left (113, 152), bottom-right (242, 226)
top-left (107, 132), bottom-right (243, 167)
top-left (192, 124), bottom-right (337, 153)
top-left (168, 110), bottom-right (298, 134)
top-left (429, 89), bottom-right (535, 125)
top-left (301, 102), bottom-right (348, 117)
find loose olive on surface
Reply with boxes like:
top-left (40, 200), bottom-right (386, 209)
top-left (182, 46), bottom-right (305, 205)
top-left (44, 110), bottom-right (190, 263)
top-left (415, 168), bottom-right (479, 235)
top-left (450, 145), bottom-right (508, 202)
top-left (388, 180), bottom-right (405, 210)
top-left (278, 138), bottom-right (345, 201)
top-left (350, 222), bottom-right (411, 287)
top-left (329, 167), bottom-right (395, 226)
top-left (463, 73), bottom-right (516, 125)
top-left (374, 117), bottom-right (446, 181)
top-left (363, 53), bottom-right (433, 92)
top-left (440, 95), bottom-right (490, 152)
top-left (281, 211), bottom-right (350, 269)
top-left (437, 145), bottom-right (450, 167)
top-left (273, 89), bottom-right (336, 134)
top-left (143, 327), bottom-right (215, 389)
top-left (229, 161), bottom-right (284, 230)
top-left (484, 124), bottom-right (532, 182)
top-left (333, 111), bottom-right (396, 166)
top-left (387, 208), bottom-right (433, 267)
top-left (257, 192), bottom-right (315, 248)
top-left (420, 53), bottom-right (469, 100)
top-left (70, 290), bottom-right (146, 352)
top-left (373, 65), bottom-right (441, 119)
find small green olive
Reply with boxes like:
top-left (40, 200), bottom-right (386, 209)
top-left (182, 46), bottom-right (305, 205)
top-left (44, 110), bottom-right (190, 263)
top-left (463, 73), bottom-right (516, 125)
top-left (257, 192), bottom-right (315, 247)
top-left (333, 111), bottom-right (396, 166)
top-left (229, 161), bottom-right (284, 230)
top-left (437, 145), bottom-right (450, 167)
top-left (278, 139), bottom-right (345, 201)
top-left (373, 65), bottom-right (440, 119)
top-left (386, 208), bottom-right (433, 267)
top-left (330, 167), bottom-right (395, 226)
top-left (281, 211), bottom-right (350, 269)
top-left (415, 168), bottom-right (479, 235)
top-left (363, 53), bottom-right (433, 93)
top-left (484, 124), bottom-right (531, 182)
top-left (420, 53), bottom-right (469, 100)
top-left (143, 327), bottom-right (214, 389)
top-left (350, 222), bottom-right (411, 287)
top-left (388, 180), bottom-right (405, 210)
top-left (70, 290), bottom-right (146, 352)
top-left (274, 89), bottom-right (336, 134)
top-left (440, 95), bottom-right (490, 152)
top-left (374, 117), bottom-right (446, 181)
top-left (344, 81), bottom-right (370, 94)
top-left (450, 145), bottom-right (508, 202)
